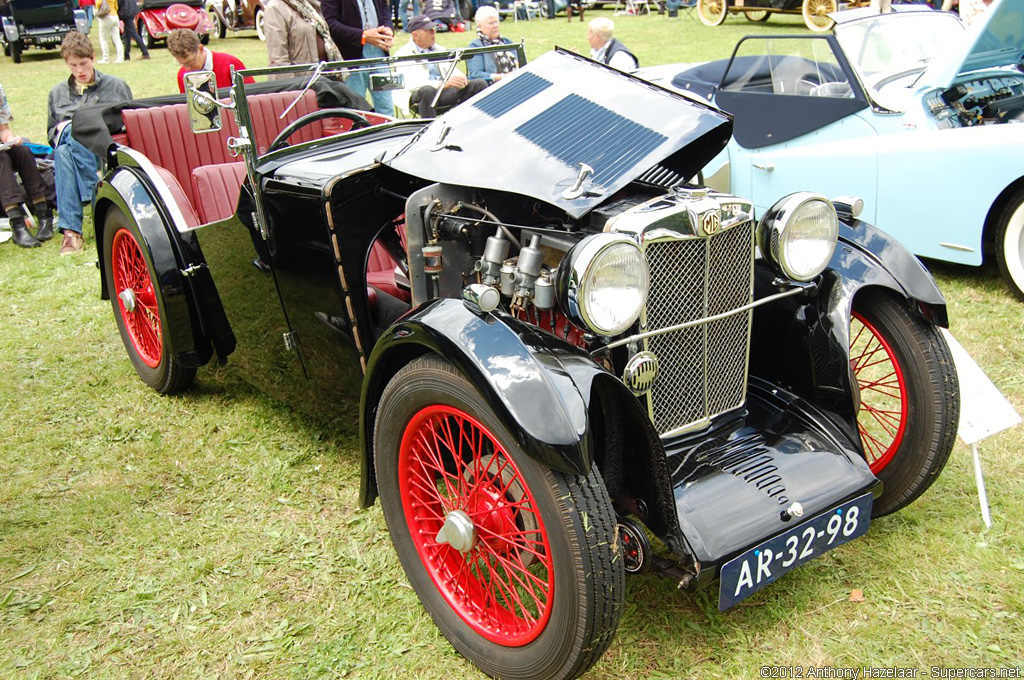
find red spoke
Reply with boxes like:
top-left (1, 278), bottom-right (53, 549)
top-left (851, 311), bottom-right (908, 474)
top-left (399, 404), bottom-right (554, 646)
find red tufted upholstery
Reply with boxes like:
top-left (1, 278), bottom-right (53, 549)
top-left (191, 162), bottom-right (247, 224)
top-left (121, 90), bottom-right (337, 226)
top-left (123, 104), bottom-right (240, 210)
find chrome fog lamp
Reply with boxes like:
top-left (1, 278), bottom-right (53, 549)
top-left (757, 192), bottom-right (839, 282)
top-left (557, 234), bottom-right (649, 337)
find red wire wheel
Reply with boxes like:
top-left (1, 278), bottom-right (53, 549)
top-left (850, 309), bottom-right (907, 474)
top-left (374, 355), bottom-right (624, 678)
top-left (111, 227), bottom-right (163, 369)
top-left (102, 208), bottom-right (195, 395)
top-left (399, 405), bottom-right (554, 645)
top-left (165, 4), bottom-right (200, 29)
top-left (848, 293), bottom-right (959, 517)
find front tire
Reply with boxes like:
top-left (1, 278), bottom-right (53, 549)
top-left (850, 292), bottom-right (958, 517)
top-left (103, 208), bottom-right (196, 395)
top-left (995, 188), bottom-right (1024, 302)
top-left (138, 20), bottom-right (154, 49)
top-left (209, 6), bottom-right (226, 38)
top-left (374, 356), bottom-right (624, 680)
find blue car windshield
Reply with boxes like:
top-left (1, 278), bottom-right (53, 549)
top-left (834, 12), bottom-right (964, 85)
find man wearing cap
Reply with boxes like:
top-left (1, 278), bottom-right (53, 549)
top-left (394, 16), bottom-right (487, 118)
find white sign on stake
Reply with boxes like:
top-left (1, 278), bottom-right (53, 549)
top-left (941, 329), bottom-right (1021, 528)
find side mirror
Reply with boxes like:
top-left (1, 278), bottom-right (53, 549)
top-left (185, 71), bottom-right (223, 133)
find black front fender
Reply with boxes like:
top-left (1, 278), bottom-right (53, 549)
top-left (751, 218), bottom-right (949, 438)
top-left (359, 299), bottom-right (608, 507)
top-left (833, 219), bottom-right (949, 329)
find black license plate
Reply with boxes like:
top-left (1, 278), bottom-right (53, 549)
top-left (718, 493), bottom-right (873, 610)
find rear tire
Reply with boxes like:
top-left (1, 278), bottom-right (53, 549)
top-left (103, 208), bottom-right (196, 395)
top-left (850, 292), bottom-right (958, 517)
top-left (11, 41), bottom-right (23, 63)
top-left (698, 0), bottom-right (728, 25)
top-left (374, 355), bottom-right (624, 680)
top-left (995, 188), bottom-right (1024, 302)
top-left (802, 0), bottom-right (835, 32)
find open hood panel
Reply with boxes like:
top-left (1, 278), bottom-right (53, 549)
top-left (920, 0), bottom-right (1024, 89)
top-left (383, 49), bottom-right (733, 219)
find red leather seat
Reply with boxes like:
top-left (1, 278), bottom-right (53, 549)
top-left (191, 162), bottom-right (247, 224)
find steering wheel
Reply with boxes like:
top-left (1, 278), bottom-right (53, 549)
top-left (268, 108), bottom-right (372, 153)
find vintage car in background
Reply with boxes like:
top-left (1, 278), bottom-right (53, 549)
top-left (0, 0), bottom-right (87, 63)
top-left (639, 1), bottom-right (1024, 302)
top-left (205, 0), bottom-right (264, 40)
top-left (697, 0), bottom-right (867, 32)
top-left (137, 0), bottom-right (211, 47)
top-left (86, 46), bottom-right (960, 679)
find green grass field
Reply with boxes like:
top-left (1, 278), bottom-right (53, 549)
top-left (2, 11), bottom-right (1023, 679)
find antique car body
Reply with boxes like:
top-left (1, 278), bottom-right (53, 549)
top-left (640, 0), bottom-right (1024, 302)
top-left (0, 0), bottom-right (87, 63)
top-left (89, 46), bottom-right (960, 679)
top-left (696, 0), bottom-right (862, 33)
top-left (137, 0), bottom-right (211, 47)
top-left (205, 0), bottom-right (264, 40)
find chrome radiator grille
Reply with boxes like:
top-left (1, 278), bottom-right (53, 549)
top-left (642, 222), bottom-right (755, 435)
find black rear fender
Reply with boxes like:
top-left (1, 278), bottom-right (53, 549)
top-left (94, 157), bottom-right (234, 368)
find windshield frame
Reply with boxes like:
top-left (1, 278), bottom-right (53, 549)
top-left (833, 11), bottom-right (965, 92)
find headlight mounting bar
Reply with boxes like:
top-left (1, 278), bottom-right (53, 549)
top-left (595, 284), bottom-right (809, 354)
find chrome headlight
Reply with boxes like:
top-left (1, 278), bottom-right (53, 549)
top-left (757, 192), bottom-right (838, 282)
top-left (557, 234), bottom-right (649, 337)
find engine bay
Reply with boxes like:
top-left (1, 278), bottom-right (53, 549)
top-left (927, 73), bottom-right (1024, 128)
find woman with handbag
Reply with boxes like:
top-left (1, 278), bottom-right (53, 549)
top-left (95, 0), bottom-right (124, 64)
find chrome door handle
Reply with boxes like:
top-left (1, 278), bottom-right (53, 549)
top-left (753, 162), bottom-right (775, 172)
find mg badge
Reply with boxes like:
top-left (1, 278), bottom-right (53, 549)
top-left (623, 351), bottom-right (659, 396)
top-left (701, 210), bottom-right (721, 236)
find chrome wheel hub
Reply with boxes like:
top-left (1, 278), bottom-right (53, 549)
top-left (119, 288), bottom-right (137, 313)
top-left (435, 509), bottom-right (476, 554)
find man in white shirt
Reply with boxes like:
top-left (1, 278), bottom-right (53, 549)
top-left (587, 17), bottom-right (638, 72)
top-left (394, 15), bottom-right (487, 118)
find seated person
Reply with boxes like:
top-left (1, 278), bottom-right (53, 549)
top-left (395, 16), bottom-right (487, 118)
top-left (47, 31), bottom-right (133, 255)
top-left (1, 83), bottom-right (53, 248)
top-left (467, 6), bottom-right (518, 84)
top-left (587, 17), bottom-right (637, 71)
top-left (168, 28), bottom-right (255, 93)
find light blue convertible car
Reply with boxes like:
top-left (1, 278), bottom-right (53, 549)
top-left (641, 0), bottom-right (1024, 300)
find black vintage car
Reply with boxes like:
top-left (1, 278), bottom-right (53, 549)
top-left (0, 0), bottom-right (88, 62)
top-left (88, 46), bottom-right (959, 679)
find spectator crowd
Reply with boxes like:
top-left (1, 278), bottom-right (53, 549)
top-left (1, 0), bottom-right (648, 254)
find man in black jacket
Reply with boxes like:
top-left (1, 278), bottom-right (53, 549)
top-left (119, 0), bottom-right (151, 61)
